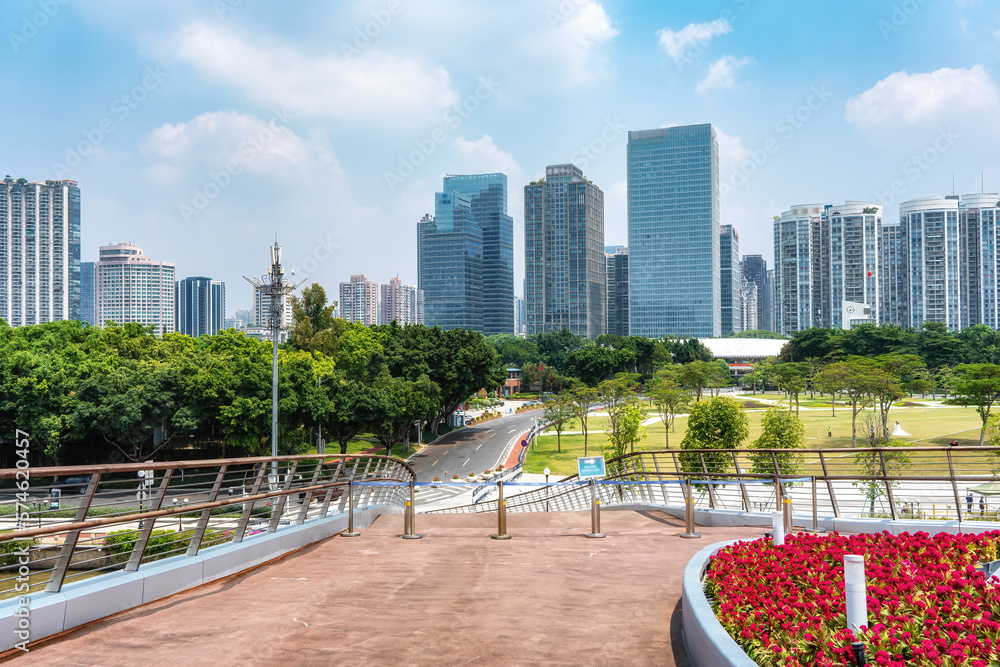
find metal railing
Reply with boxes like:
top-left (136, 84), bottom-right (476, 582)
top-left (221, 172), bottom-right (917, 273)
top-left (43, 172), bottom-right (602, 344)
top-left (430, 446), bottom-right (1000, 521)
top-left (0, 454), bottom-right (414, 598)
top-left (470, 424), bottom-right (538, 504)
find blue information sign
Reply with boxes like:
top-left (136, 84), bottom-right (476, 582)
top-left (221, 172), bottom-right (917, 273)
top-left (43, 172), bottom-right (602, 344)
top-left (576, 456), bottom-right (606, 479)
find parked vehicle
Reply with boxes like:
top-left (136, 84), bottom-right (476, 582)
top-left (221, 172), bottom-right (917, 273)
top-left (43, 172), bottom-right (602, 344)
top-left (53, 475), bottom-right (93, 494)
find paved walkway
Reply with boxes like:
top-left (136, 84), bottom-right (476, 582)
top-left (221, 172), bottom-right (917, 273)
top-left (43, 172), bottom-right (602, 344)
top-left (12, 512), bottom-right (767, 666)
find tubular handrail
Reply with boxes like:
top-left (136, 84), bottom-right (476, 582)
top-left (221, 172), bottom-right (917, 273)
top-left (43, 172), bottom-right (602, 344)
top-left (0, 453), bottom-right (417, 481)
top-left (0, 453), bottom-right (416, 597)
top-left (0, 476), bottom-right (405, 543)
top-left (430, 446), bottom-right (1000, 516)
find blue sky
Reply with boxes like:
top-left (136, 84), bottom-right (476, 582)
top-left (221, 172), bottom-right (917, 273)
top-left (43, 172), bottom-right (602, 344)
top-left (3, 0), bottom-right (998, 312)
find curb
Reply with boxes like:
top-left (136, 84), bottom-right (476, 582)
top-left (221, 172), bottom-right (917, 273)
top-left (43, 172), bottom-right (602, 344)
top-left (682, 540), bottom-right (758, 667)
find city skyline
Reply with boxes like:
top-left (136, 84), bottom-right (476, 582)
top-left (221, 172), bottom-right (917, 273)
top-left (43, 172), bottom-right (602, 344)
top-left (2, 2), bottom-right (995, 313)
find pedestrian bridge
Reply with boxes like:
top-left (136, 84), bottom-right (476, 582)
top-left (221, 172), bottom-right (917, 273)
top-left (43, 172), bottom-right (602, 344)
top-left (2, 447), bottom-right (999, 661)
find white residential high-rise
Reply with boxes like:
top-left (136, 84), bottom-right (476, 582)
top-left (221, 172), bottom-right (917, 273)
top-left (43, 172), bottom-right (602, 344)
top-left (340, 274), bottom-right (379, 326)
top-left (0, 177), bottom-right (81, 326)
top-left (252, 286), bottom-right (292, 328)
top-left (825, 201), bottom-right (881, 327)
top-left (773, 204), bottom-right (824, 335)
top-left (96, 242), bottom-right (175, 333)
top-left (379, 276), bottom-right (423, 325)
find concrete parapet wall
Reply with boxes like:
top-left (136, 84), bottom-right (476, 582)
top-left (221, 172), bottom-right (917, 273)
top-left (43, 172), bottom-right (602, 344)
top-left (0, 506), bottom-right (386, 652)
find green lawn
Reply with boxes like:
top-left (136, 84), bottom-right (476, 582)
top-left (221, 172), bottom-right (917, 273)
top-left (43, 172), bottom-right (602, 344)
top-left (524, 403), bottom-right (989, 476)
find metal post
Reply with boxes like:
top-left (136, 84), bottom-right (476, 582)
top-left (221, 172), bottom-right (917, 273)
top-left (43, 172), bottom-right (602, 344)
top-left (492, 480), bottom-right (511, 539)
top-left (844, 555), bottom-right (867, 637)
top-left (812, 476), bottom-right (818, 533)
top-left (47, 473), bottom-right (101, 593)
top-left (783, 494), bottom-right (793, 534)
top-left (586, 479), bottom-right (605, 538)
top-left (680, 478), bottom-right (700, 539)
top-left (343, 480), bottom-right (360, 537)
top-left (402, 481), bottom-right (422, 539)
top-left (772, 511), bottom-right (785, 546)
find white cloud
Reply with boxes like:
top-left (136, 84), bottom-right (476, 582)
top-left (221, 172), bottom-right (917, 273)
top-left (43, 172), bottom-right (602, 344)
top-left (168, 22), bottom-right (459, 127)
top-left (521, 1), bottom-right (618, 88)
top-left (657, 19), bottom-right (732, 63)
top-left (845, 65), bottom-right (1000, 125)
top-left (140, 110), bottom-right (318, 184)
top-left (714, 127), bottom-right (751, 179)
top-left (696, 55), bottom-right (753, 95)
top-left (451, 135), bottom-right (522, 178)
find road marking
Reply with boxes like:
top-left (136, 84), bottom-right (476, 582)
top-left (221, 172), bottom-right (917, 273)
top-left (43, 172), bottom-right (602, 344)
top-left (476, 444), bottom-right (482, 450)
top-left (432, 460), bottom-right (438, 466)
top-left (463, 459), bottom-right (470, 466)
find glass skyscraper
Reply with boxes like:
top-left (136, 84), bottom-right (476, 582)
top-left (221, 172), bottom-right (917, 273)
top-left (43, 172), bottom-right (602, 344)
top-left (720, 225), bottom-right (740, 334)
top-left (80, 261), bottom-right (96, 326)
top-left (627, 124), bottom-right (720, 338)
top-left (176, 276), bottom-right (225, 337)
top-left (0, 177), bottom-right (81, 326)
top-left (418, 174), bottom-right (513, 334)
top-left (524, 164), bottom-right (605, 339)
top-left (418, 193), bottom-right (483, 331)
top-left (442, 173), bottom-right (514, 335)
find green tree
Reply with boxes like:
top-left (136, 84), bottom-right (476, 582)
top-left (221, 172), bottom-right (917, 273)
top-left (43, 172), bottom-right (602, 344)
top-left (679, 397), bottom-right (749, 475)
top-left (816, 359), bottom-right (872, 446)
top-left (677, 360), bottom-right (726, 401)
top-left (853, 412), bottom-right (912, 516)
top-left (774, 362), bottom-right (808, 415)
top-left (647, 368), bottom-right (690, 448)
top-left (287, 283), bottom-right (336, 351)
top-left (568, 386), bottom-right (599, 456)
top-left (542, 393), bottom-right (575, 453)
top-left (601, 399), bottom-right (647, 465)
top-left (749, 407), bottom-right (804, 481)
top-left (950, 363), bottom-right (1000, 445)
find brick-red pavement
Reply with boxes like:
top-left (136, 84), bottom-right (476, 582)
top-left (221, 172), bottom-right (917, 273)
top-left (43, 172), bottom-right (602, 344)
top-left (11, 511), bottom-right (767, 666)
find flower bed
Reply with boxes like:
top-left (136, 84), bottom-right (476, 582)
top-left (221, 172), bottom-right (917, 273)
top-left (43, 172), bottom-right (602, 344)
top-left (705, 531), bottom-right (1000, 666)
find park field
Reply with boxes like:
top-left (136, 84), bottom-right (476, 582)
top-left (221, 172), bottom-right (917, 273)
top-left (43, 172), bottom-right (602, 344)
top-left (523, 399), bottom-right (990, 477)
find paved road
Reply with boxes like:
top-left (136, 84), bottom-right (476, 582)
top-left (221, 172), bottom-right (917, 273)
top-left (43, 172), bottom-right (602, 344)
top-left (409, 410), bottom-right (538, 482)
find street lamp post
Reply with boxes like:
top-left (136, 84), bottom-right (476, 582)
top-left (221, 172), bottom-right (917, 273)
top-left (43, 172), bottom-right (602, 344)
top-left (244, 240), bottom-right (301, 486)
top-left (544, 467), bottom-right (550, 512)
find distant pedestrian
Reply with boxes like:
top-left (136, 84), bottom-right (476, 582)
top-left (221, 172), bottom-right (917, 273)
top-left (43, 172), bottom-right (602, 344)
top-left (967, 490), bottom-right (974, 513)
top-left (981, 496), bottom-right (987, 517)
top-left (828, 426), bottom-right (832, 438)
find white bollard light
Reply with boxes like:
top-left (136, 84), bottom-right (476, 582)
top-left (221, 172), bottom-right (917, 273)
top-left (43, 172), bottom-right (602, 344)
top-left (844, 555), bottom-right (867, 636)
top-left (771, 511), bottom-right (785, 546)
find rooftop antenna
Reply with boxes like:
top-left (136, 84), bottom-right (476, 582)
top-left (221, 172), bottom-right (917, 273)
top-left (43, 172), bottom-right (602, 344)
top-left (952, 173), bottom-right (955, 196)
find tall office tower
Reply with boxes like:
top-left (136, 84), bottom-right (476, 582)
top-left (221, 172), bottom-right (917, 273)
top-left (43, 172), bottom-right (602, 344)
top-left (442, 174), bottom-right (515, 335)
top-left (95, 242), bottom-right (175, 334)
top-left (524, 164), bottom-right (606, 338)
top-left (339, 274), bottom-right (379, 326)
top-left (741, 255), bottom-right (770, 331)
top-left (959, 193), bottom-right (1000, 328)
top-left (252, 285), bottom-right (292, 328)
top-left (766, 268), bottom-right (775, 331)
top-left (380, 276), bottom-right (423, 325)
top-left (900, 196), bottom-right (962, 330)
top-left (739, 279), bottom-right (759, 331)
top-left (773, 204), bottom-right (825, 335)
top-left (176, 276), bottom-right (225, 336)
top-left (825, 201), bottom-right (881, 327)
top-left (878, 221), bottom-right (908, 327)
top-left (0, 177), bottom-right (81, 326)
top-left (80, 261), bottom-right (96, 326)
top-left (605, 245), bottom-right (629, 336)
top-left (719, 225), bottom-right (740, 334)
top-left (418, 195), bottom-right (483, 331)
top-left (627, 124), bottom-right (720, 338)
top-left (514, 295), bottom-right (525, 334)
top-left (234, 308), bottom-right (252, 328)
